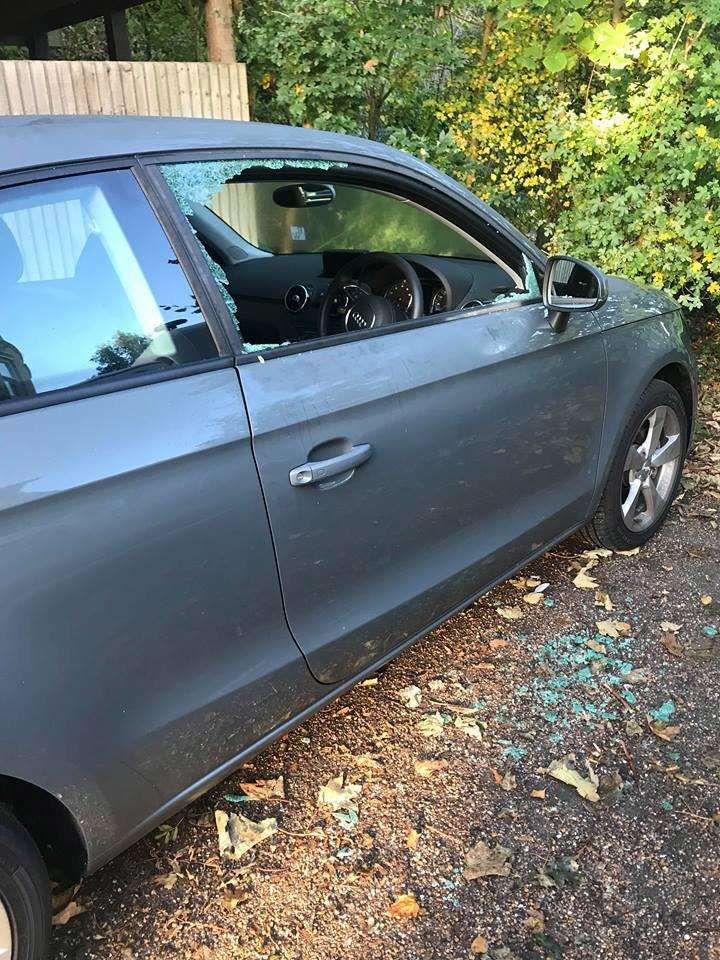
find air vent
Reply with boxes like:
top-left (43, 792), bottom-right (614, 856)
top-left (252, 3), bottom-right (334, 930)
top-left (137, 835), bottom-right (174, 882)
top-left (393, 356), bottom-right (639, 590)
top-left (284, 284), bottom-right (310, 313)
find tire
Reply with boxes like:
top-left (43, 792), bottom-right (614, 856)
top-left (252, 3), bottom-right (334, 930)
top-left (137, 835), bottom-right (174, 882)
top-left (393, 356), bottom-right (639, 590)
top-left (580, 379), bottom-right (688, 550)
top-left (0, 808), bottom-right (50, 960)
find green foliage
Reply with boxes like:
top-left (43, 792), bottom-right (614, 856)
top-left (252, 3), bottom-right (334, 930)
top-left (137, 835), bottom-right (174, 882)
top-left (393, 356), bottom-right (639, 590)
top-left (239, 0), bottom-right (462, 149)
top-left (439, 0), bottom-right (720, 320)
top-left (91, 331), bottom-right (151, 375)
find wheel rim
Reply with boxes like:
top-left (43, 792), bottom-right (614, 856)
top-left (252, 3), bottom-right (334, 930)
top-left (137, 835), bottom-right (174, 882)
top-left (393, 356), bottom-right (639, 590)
top-left (621, 404), bottom-right (683, 532)
top-left (0, 895), bottom-right (12, 958)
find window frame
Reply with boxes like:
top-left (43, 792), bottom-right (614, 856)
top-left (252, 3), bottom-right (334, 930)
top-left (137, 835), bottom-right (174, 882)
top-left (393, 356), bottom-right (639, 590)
top-left (142, 148), bottom-right (546, 365)
top-left (0, 157), bottom-right (235, 419)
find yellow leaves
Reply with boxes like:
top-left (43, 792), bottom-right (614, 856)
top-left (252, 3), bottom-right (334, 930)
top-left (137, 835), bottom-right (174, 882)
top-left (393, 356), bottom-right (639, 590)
top-left (363, 58), bottom-right (379, 73)
top-left (708, 282), bottom-right (720, 295)
top-left (547, 758), bottom-right (599, 802)
top-left (595, 590), bottom-right (614, 611)
top-left (417, 712), bottom-right (446, 737)
top-left (497, 605), bottom-right (524, 620)
top-left (701, 594), bottom-right (713, 605)
top-left (696, 125), bottom-right (708, 138)
top-left (388, 892), bottom-right (420, 918)
top-left (573, 566), bottom-right (599, 590)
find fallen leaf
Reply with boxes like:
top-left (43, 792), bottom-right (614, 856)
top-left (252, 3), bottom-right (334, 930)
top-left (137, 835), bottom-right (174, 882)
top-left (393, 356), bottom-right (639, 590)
top-left (353, 753), bottom-right (382, 769)
top-left (596, 619), bottom-right (631, 638)
top-left (574, 566), bottom-right (599, 590)
top-left (523, 592), bottom-right (544, 605)
top-left (215, 810), bottom-right (277, 860)
top-left (499, 771), bottom-right (517, 791)
top-left (660, 632), bottom-right (683, 657)
top-left (582, 548), bottom-right (613, 560)
top-left (361, 677), bottom-right (378, 687)
top-left (701, 595), bottom-right (713, 605)
top-left (428, 678), bottom-right (446, 692)
top-left (489, 637), bottom-right (509, 650)
top-left (363, 57), bottom-right (379, 72)
top-left (595, 590), bottom-right (614, 611)
top-left (399, 685), bottom-right (422, 708)
top-left (547, 759), bottom-right (600, 802)
top-left (153, 869), bottom-right (181, 890)
top-left (454, 715), bottom-right (483, 739)
top-left (530, 788), bottom-right (546, 799)
top-left (586, 637), bottom-right (607, 654)
top-left (417, 712), bottom-right (445, 737)
top-left (497, 605), bottom-right (523, 620)
top-left (463, 840), bottom-right (512, 880)
top-left (52, 900), bottom-right (86, 926)
top-left (660, 621), bottom-right (682, 632)
top-left (648, 719), bottom-right (681, 741)
top-left (318, 775), bottom-right (362, 812)
top-left (406, 828), bottom-right (420, 850)
top-left (471, 934), bottom-right (489, 955)
top-left (414, 758), bottom-right (448, 778)
top-left (388, 893), bottom-right (420, 918)
top-left (238, 776), bottom-right (285, 800)
top-left (625, 668), bottom-right (652, 684)
top-left (616, 546), bottom-right (641, 555)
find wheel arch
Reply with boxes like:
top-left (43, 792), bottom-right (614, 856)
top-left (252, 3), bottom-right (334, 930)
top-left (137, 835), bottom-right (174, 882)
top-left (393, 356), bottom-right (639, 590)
top-left (589, 352), bottom-right (696, 519)
top-left (0, 776), bottom-right (88, 883)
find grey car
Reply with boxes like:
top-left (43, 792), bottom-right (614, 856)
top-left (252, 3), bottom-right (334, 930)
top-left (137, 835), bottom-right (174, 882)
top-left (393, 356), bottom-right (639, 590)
top-left (0, 115), bottom-right (696, 959)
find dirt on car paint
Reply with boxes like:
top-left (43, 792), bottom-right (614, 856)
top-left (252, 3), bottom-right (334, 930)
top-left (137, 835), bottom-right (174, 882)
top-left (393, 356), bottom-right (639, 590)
top-left (52, 373), bottom-right (720, 960)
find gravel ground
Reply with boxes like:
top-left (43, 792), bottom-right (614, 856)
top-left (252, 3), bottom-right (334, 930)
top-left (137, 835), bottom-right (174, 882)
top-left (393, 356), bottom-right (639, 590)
top-left (52, 369), bottom-right (720, 960)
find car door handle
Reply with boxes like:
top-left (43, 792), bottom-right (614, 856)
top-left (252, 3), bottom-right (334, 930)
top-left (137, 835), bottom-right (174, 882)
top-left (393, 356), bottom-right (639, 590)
top-left (289, 443), bottom-right (373, 487)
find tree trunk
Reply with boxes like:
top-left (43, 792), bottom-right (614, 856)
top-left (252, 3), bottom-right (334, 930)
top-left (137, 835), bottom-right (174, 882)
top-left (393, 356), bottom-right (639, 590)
top-left (205, 0), bottom-right (236, 62)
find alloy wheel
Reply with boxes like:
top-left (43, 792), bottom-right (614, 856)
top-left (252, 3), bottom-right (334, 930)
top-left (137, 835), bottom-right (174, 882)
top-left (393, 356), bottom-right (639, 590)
top-left (621, 404), bottom-right (683, 532)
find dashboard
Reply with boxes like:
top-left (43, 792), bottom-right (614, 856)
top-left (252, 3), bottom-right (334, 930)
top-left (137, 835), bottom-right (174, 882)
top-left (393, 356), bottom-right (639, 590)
top-left (209, 245), bottom-right (518, 346)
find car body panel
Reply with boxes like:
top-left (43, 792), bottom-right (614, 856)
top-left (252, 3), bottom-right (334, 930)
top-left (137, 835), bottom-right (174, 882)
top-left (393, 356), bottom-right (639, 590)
top-left (0, 367), bottom-right (321, 869)
top-left (0, 117), bottom-right (698, 878)
top-left (239, 301), bottom-right (606, 684)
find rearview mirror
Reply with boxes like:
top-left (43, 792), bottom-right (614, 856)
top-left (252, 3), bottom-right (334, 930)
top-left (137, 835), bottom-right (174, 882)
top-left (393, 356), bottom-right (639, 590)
top-left (272, 183), bottom-right (336, 208)
top-left (543, 255), bottom-right (607, 333)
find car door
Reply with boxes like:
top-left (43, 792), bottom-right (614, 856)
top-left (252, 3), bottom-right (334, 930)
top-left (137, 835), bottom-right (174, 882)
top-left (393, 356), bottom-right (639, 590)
top-left (0, 165), bottom-right (319, 862)
top-left (239, 301), bottom-right (606, 684)
top-left (159, 156), bottom-right (607, 688)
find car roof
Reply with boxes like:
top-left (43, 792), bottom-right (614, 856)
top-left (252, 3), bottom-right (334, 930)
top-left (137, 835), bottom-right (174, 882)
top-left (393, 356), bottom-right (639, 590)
top-left (0, 114), bottom-right (430, 177)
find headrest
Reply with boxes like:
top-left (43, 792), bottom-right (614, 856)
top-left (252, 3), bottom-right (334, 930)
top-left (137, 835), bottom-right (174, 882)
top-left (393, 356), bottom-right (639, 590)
top-left (0, 219), bottom-right (23, 285)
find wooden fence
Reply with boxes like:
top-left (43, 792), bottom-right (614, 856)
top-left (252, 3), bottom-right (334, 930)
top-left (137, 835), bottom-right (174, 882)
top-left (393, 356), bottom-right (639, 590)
top-left (0, 59), bottom-right (249, 121)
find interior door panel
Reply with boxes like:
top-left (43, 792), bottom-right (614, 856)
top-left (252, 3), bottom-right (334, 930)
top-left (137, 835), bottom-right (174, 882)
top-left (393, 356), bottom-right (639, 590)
top-left (239, 304), bottom-right (607, 684)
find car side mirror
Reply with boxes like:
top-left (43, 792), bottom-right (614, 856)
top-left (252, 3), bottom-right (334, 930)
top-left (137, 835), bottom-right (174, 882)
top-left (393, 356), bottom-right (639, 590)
top-left (543, 255), bottom-right (608, 333)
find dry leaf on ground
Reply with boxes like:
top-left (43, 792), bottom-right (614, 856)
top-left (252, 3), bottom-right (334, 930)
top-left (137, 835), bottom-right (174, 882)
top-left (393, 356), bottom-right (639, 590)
top-left (398, 684), bottom-right (422, 708)
top-left (660, 621), bottom-right (682, 632)
top-left (574, 566), bottom-right (599, 590)
top-left (523, 592), bottom-right (544, 605)
top-left (238, 776), bottom-right (285, 800)
top-left (530, 788), bottom-right (546, 799)
top-left (497, 605), bottom-right (523, 620)
top-left (595, 590), bottom-right (614, 610)
top-left (414, 758), bottom-right (448, 778)
top-left (388, 893), bottom-right (420, 918)
top-left (406, 828), bottom-right (420, 850)
top-left (660, 632), bottom-right (683, 656)
top-left (471, 934), bottom-right (489, 954)
top-left (647, 718), bottom-right (681, 741)
top-left (463, 840), bottom-right (512, 880)
top-left (454, 715), bottom-right (483, 739)
top-left (701, 594), bottom-right (713, 605)
top-left (596, 619), bottom-right (631, 638)
top-left (547, 759), bottom-right (600, 802)
top-left (417, 712), bottom-right (446, 737)
top-left (52, 900), bottom-right (86, 926)
top-left (215, 810), bottom-right (277, 861)
top-left (317, 775), bottom-right (362, 812)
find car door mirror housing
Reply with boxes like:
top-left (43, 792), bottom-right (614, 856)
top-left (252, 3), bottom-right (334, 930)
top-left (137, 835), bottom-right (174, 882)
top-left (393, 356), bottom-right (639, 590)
top-left (543, 255), bottom-right (608, 333)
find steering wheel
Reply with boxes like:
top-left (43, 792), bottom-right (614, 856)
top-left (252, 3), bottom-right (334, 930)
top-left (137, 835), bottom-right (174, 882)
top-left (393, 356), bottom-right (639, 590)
top-left (319, 252), bottom-right (424, 337)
